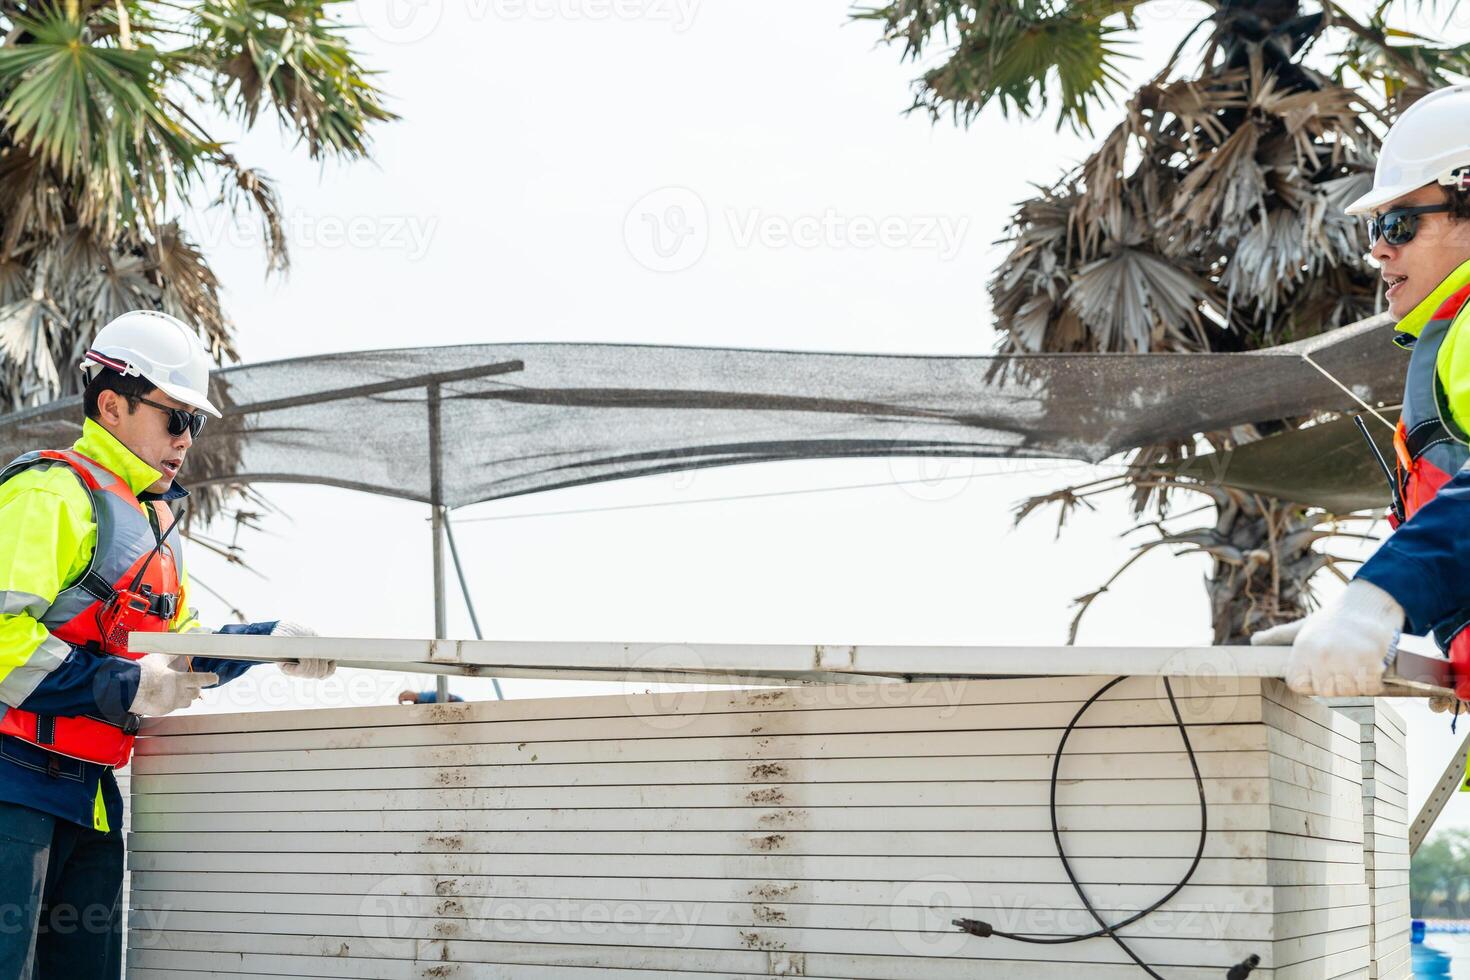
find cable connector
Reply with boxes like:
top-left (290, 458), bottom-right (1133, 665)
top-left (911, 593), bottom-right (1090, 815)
top-left (1227, 953), bottom-right (1260, 979)
top-left (952, 917), bottom-right (993, 937)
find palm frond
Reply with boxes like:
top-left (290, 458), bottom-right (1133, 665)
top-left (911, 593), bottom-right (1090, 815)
top-left (1329, 6), bottom-right (1470, 97)
top-left (0, 292), bottom-right (67, 408)
top-left (0, 8), bottom-right (206, 232)
top-left (1066, 247), bottom-right (1214, 351)
top-left (858, 0), bottom-right (1139, 133)
top-left (216, 158), bottom-right (288, 274)
top-left (189, 0), bottom-right (396, 159)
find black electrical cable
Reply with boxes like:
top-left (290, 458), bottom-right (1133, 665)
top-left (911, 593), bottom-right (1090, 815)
top-left (953, 676), bottom-right (1202, 951)
top-left (952, 675), bottom-right (1261, 978)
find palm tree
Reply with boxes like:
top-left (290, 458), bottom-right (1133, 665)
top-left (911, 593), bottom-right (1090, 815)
top-left (856, 0), bottom-right (1469, 642)
top-left (0, 0), bottom-right (391, 512)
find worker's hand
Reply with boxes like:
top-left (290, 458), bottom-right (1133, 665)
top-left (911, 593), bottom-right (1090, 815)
top-left (282, 658), bottom-right (335, 679)
top-left (272, 621), bottom-right (336, 679)
top-left (398, 690), bottom-right (421, 704)
top-left (1249, 617), bottom-right (1306, 646)
top-left (1252, 580), bottom-right (1404, 697)
top-left (129, 654), bottom-right (218, 717)
top-left (1428, 695), bottom-right (1458, 714)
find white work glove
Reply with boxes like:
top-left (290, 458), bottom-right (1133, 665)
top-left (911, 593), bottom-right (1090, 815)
top-left (272, 621), bottom-right (336, 679)
top-left (1250, 580), bottom-right (1404, 697)
top-left (128, 654), bottom-right (218, 717)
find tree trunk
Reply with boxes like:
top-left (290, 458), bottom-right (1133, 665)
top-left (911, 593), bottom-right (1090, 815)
top-left (1205, 494), bottom-right (1322, 644)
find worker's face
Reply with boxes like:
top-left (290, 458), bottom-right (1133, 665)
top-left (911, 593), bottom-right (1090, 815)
top-left (95, 388), bottom-right (195, 493)
top-left (1369, 185), bottom-right (1470, 320)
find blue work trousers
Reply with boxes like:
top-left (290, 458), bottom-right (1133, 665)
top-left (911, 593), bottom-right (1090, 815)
top-left (0, 801), bottom-right (122, 980)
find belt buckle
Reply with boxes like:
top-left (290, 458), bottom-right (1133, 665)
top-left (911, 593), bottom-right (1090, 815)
top-left (146, 590), bottom-right (178, 621)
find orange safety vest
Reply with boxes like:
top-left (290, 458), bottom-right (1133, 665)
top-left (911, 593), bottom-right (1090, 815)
top-left (1391, 282), bottom-right (1470, 696)
top-left (0, 449), bottom-right (183, 767)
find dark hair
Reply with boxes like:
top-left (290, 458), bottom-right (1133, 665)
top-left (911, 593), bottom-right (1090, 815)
top-left (83, 369), bottom-right (156, 421)
top-left (1448, 183), bottom-right (1470, 222)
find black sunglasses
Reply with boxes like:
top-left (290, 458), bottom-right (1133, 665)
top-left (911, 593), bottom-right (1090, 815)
top-left (1368, 203), bottom-right (1452, 247)
top-left (135, 396), bottom-right (207, 438)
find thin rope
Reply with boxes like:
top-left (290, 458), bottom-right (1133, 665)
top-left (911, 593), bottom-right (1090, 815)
top-left (1300, 351), bottom-right (1396, 431)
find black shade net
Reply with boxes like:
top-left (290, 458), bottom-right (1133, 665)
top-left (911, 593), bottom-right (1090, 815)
top-left (0, 316), bottom-right (1407, 511)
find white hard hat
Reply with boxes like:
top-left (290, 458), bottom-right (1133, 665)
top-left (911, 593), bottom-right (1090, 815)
top-left (80, 311), bottom-right (221, 417)
top-left (1346, 84), bottom-right (1470, 216)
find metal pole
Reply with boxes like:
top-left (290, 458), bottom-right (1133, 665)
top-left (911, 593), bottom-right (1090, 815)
top-left (428, 383), bottom-right (449, 705)
top-left (431, 506), bottom-right (449, 705)
top-left (444, 510), bottom-right (504, 700)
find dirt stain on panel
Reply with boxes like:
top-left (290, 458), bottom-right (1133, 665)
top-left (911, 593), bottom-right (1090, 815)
top-left (758, 809), bottom-right (806, 827)
top-left (426, 703), bottom-right (470, 723)
top-left (738, 930), bottom-right (786, 951)
top-left (751, 903), bottom-right (787, 924)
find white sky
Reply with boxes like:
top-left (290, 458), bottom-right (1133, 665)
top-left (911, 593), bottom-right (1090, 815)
top-left (163, 0), bottom-right (1470, 831)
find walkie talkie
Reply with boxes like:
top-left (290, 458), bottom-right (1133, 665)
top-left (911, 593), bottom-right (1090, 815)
top-left (1353, 415), bottom-right (1404, 525)
top-left (95, 503), bottom-right (184, 654)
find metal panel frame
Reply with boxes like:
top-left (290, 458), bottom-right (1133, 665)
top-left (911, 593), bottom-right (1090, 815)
top-left (130, 633), bottom-right (1454, 697)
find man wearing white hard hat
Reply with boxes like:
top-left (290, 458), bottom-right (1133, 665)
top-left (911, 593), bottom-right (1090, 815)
top-left (0, 310), bottom-right (332, 978)
top-left (1254, 85), bottom-right (1470, 704)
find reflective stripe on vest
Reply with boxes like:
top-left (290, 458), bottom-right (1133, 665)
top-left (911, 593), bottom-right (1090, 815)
top-left (1395, 282), bottom-right (1470, 519)
top-left (0, 449), bottom-right (182, 768)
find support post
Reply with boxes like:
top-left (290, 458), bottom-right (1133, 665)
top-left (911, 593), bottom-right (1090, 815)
top-left (431, 506), bottom-right (448, 704)
top-left (428, 383), bottom-right (449, 705)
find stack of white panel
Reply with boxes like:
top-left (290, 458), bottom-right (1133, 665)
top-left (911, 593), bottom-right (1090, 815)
top-left (125, 674), bottom-right (1378, 979)
top-left (1324, 699), bottom-right (1411, 979)
top-left (115, 766), bottom-right (131, 944)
